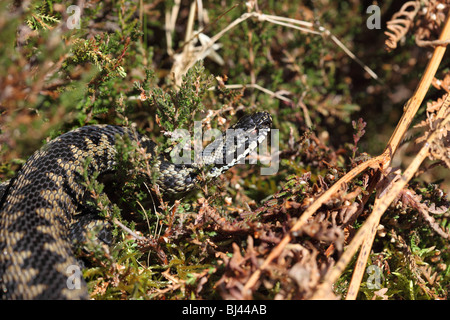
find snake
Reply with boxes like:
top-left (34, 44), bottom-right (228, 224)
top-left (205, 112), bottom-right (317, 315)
top-left (0, 111), bottom-right (272, 299)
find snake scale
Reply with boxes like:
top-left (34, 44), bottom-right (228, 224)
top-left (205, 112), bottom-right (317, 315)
top-left (0, 112), bottom-right (272, 299)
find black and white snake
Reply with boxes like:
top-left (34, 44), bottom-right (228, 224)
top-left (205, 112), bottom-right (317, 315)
top-left (0, 112), bottom-right (272, 299)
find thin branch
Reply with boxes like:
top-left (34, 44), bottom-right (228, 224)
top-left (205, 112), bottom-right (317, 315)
top-left (113, 218), bottom-right (146, 241)
top-left (243, 15), bottom-right (450, 299)
top-left (209, 83), bottom-right (293, 103)
top-left (343, 93), bottom-right (450, 300)
top-left (181, 10), bottom-right (378, 83)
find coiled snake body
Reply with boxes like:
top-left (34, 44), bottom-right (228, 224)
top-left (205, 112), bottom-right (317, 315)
top-left (0, 112), bottom-right (272, 299)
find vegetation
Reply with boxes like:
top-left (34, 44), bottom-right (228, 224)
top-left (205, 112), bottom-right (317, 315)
top-left (0, 0), bottom-right (448, 300)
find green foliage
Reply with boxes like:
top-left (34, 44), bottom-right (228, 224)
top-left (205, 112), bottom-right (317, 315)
top-left (145, 62), bottom-right (214, 132)
top-left (1, 0), bottom-right (448, 300)
top-left (25, 1), bottom-right (61, 30)
top-left (69, 38), bottom-right (126, 78)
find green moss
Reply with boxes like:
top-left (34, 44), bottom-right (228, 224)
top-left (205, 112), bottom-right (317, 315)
top-left (1, 0), bottom-right (448, 300)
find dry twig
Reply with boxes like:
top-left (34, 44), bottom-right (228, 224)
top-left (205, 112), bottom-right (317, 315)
top-left (172, 8), bottom-right (378, 87)
top-left (243, 15), bottom-right (450, 299)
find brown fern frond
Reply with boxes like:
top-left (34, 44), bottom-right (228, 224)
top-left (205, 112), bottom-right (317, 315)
top-left (413, 93), bottom-right (450, 170)
top-left (415, 0), bottom-right (449, 47)
top-left (431, 73), bottom-right (450, 92)
top-left (384, 1), bottom-right (421, 51)
top-left (415, 93), bottom-right (449, 143)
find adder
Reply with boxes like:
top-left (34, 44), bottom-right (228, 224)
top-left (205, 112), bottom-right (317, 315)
top-left (0, 111), bottom-right (272, 299)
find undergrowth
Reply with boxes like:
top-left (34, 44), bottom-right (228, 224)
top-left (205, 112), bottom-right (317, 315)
top-left (0, 0), bottom-right (448, 300)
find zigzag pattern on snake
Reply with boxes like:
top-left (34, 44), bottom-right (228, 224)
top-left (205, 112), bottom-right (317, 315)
top-left (0, 112), bottom-right (272, 299)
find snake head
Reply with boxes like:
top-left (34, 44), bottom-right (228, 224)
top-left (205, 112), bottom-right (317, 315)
top-left (204, 111), bottom-right (273, 179)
